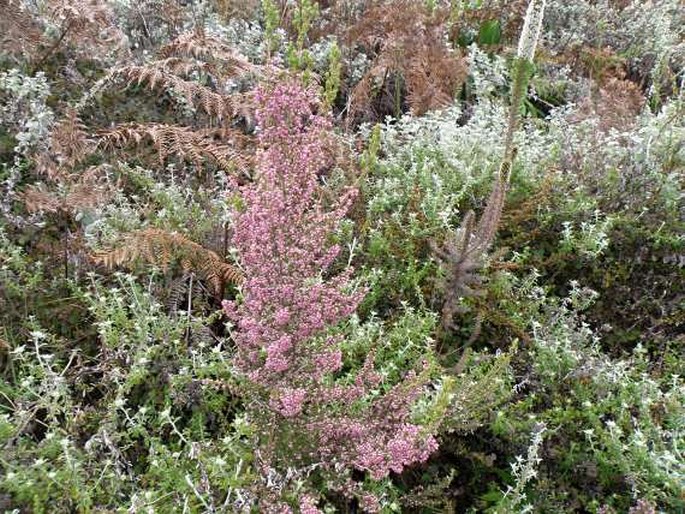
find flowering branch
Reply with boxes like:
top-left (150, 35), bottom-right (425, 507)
top-left (224, 78), bottom-right (436, 511)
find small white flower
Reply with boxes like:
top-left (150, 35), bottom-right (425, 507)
top-left (30, 330), bottom-right (48, 341)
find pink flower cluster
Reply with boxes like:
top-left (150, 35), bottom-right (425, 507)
top-left (224, 79), bottom-right (436, 511)
top-left (310, 367), bottom-right (438, 481)
top-left (270, 387), bottom-right (306, 417)
top-left (222, 80), bottom-right (360, 407)
top-left (298, 495), bottom-right (321, 514)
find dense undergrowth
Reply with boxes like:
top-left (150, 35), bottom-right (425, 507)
top-left (0, 0), bottom-right (683, 512)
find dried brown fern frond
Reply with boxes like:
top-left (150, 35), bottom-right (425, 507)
top-left (1, 0), bottom-right (126, 65)
top-left (34, 109), bottom-right (94, 181)
top-left (0, 0), bottom-right (44, 60)
top-left (149, 55), bottom-right (250, 86)
top-left (48, 0), bottom-right (118, 39)
top-left (44, 109), bottom-right (93, 173)
top-left (152, 56), bottom-right (216, 77)
top-left (38, 0), bottom-right (127, 66)
top-left (22, 182), bottom-right (107, 214)
top-left (166, 272), bottom-right (203, 313)
top-left (159, 30), bottom-right (253, 76)
top-left (21, 184), bottom-right (63, 214)
top-left (110, 64), bottom-right (241, 121)
top-left (404, 40), bottom-right (467, 116)
top-left (346, 0), bottom-right (467, 124)
top-left (22, 165), bottom-right (111, 214)
top-left (96, 123), bottom-right (251, 174)
top-left (572, 77), bottom-right (646, 131)
top-left (97, 229), bottom-right (243, 296)
top-left (22, 111), bottom-right (114, 218)
top-left (0, 0), bottom-right (125, 64)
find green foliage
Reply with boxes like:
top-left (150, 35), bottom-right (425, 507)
top-left (357, 105), bottom-right (503, 313)
top-left (342, 307), bottom-right (439, 385)
top-left (261, 0), bottom-right (281, 59)
top-left (1, 272), bottom-right (254, 512)
top-left (487, 276), bottom-right (685, 512)
top-left (1, 0), bottom-right (684, 511)
top-left (478, 20), bottom-right (502, 46)
top-left (323, 40), bottom-right (342, 108)
top-left (285, 0), bottom-right (319, 77)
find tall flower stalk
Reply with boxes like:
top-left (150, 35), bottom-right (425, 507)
top-left (501, 0), bottom-right (546, 182)
top-left (489, 0), bottom-right (546, 241)
top-left (435, 0), bottom-right (547, 332)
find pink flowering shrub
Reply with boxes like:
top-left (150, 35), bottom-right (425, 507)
top-left (223, 78), bottom-right (437, 510)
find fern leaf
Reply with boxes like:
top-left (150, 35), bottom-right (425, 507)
top-left (96, 229), bottom-right (243, 296)
top-left (96, 123), bottom-right (250, 173)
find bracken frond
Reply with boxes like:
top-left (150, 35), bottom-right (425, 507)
top-left (96, 229), bottom-right (243, 296)
top-left (22, 165), bottom-right (111, 214)
top-left (0, 0), bottom-right (43, 60)
top-left (96, 123), bottom-right (251, 174)
top-left (2, 0), bottom-right (127, 65)
top-left (105, 32), bottom-right (255, 124)
top-left (166, 273), bottom-right (201, 312)
top-left (404, 41), bottom-right (467, 116)
top-left (22, 110), bottom-right (110, 216)
top-left (20, 184), bottom-right (62, 214)
top-left (159, 29), bottom-right (253, 76)
top-left (345, 0), bottom-right (467, 124)
top-left (110, 64), bottom-right (241, 121)
top-left (35, 109), bottom-right (93, 180)
top-left (49, 0), bottom-right (117, 38)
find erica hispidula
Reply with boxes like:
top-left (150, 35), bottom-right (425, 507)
top-left (223, 79), bottom-right (436, 512)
